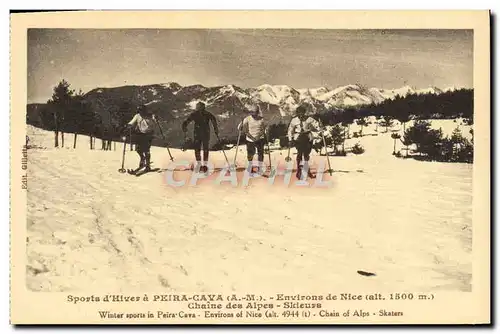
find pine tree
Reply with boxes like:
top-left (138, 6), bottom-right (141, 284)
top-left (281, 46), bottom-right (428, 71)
top-left (396, 105), bottom-right (411, 133)
top-left (374, 115), bottom-right (381, 132)
top-left (329, 124), bottom-right (345, 154)
top-left (379, 115), bottom-right (395, 133)
top-left (47, 79), bottom-right (75, 147)
top-left (391, 133), bottom-right (401, 155)
top-left (356, 117), bottom-right (369, 136)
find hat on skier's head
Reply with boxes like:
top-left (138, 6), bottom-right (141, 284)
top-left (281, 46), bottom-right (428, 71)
top-left (295, 104), bottom-right (307, 115)
top-left (248, 104), bottom-right (261, 115)
top-left (195, 101), bottom-right (205, 111)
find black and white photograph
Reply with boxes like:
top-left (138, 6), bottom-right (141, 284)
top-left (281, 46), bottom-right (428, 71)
top-left (10, 10), bottom-right (491, 325)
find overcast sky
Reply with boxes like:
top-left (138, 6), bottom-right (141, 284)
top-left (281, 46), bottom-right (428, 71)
top-left (28, 29), bottom-right (473, 103)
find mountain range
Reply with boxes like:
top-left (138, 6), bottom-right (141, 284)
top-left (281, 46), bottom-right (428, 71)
top-left (85, 82), bottom-right (452, 117)
top-left (26, 82), bottom-right (458, 147)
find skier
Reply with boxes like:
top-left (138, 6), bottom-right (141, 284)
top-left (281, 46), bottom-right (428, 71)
top-left (237, 105), bottom-right (268, 173)
top-left (126, 105), bottom-right (156, 173)
top-left (182, 101), bottom-right (219, 172)
top-left (287, 104), bottom-right (319, 179)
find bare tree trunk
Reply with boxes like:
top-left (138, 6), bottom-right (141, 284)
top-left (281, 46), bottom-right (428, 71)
top-left (54, 113), bottom-right (59, 147)
top-left (89, 134), bottom-right (93, 150)
top-left (73, 133), bottom-right (77, 149)
top-left (393, 139), bottom-right (397, 154)
top-left (61, 131), bottom-right (65, 147)
top-left (342, 130), bottom-right (346, 153)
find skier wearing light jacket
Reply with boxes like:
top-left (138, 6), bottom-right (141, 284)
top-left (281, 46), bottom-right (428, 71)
top-left (127, 105), bottom-right (156, 172)
top-left (287, 105), bottom-right (319, 179)
top-left (237, 105), bottom-right (268, 171)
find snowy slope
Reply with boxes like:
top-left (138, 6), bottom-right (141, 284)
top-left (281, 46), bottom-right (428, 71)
top-left (26, 119), bottom-right (472, 293)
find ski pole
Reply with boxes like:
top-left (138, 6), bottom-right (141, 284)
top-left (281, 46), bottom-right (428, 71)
top-left (154, 118), bottom-right (174, 161)
top-left (216, 133), bottom-right (230, 166)
top-left (118, 135), bottom-right (127, 173)
top-left (265, 132), bottom-right (272, 171)
top-left (233, 129), bottom-right (241, 167)
top-left (318, 119), bottom-right (333, 176)
top-left (284, 115), bottom-right (294, 162)
top-left (233, 116), bottom-right (246, 168)
top-left (265, 104), bottom-right (273, 171)
top-left (232, 102), bottom-right (240, 168)
top-left (285, 144), bottom-right (292, 162)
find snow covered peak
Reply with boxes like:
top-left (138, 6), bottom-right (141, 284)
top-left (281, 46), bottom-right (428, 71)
top-left (311, 87), bottom-right (330, 96)
top-left (160, 82), bottom-right (182, 92)
top-left (392, 85), bottom-right (415, 97)
top-left (298, 87), bottom-right (330, 99)
top-left (185, 84), bottom-right (252, 111)
top-left (251, 84), bottom-right (300, 106)
top-left (218, 85), bottom-right (235, 96)
top-left (216, 85), bottom-right (250, 101)
top-left (416, 86), bottom-right (443, 95)
top-left (245, 82), bottom-right (450, 111)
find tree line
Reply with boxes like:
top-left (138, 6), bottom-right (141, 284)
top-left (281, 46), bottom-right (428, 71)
top-left (28, 80), bottom-right (137, 150)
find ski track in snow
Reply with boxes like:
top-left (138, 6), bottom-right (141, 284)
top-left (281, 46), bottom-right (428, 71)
top-left (26, 120), bottom-right (472, 293)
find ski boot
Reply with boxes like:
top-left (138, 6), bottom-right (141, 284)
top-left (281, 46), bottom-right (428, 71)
top-left (296, 166), bottom-right (302, 179)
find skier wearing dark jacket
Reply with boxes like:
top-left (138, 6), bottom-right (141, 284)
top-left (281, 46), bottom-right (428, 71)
top-left (182, 102), bottom-right (219, 172)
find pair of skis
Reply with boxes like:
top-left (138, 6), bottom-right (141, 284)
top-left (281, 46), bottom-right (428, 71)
top-left (126, 167), bottom-right (161, 177)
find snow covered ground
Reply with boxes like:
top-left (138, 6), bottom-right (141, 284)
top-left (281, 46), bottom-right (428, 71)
top-left (26, 119), bottom-right (473, 293)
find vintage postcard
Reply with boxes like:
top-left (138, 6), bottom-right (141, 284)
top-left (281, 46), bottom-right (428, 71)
top-left (10, 10), bottom-right (490, 324)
